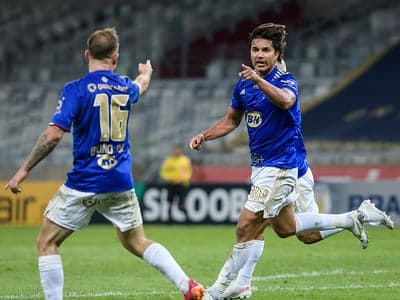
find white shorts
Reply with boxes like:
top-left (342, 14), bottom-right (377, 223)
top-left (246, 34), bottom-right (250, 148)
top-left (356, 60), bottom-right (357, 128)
top-left (244, 166), bottom-right (297, 218)
top-left (291, 167), bottom-right (319, 213)
top-left (44, 185), bottom-right (143, 232)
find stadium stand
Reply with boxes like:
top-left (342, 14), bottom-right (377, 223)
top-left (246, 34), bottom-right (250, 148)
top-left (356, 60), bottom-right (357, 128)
top-left (303, 42), bottom-right (400, 142)
top-left (1, 0), bottom-right (400, 181)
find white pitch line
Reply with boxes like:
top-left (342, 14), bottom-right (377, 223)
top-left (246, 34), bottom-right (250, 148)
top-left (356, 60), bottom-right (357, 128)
top-left (0, 291), bottom-right (169, 300)
top-left (0, 290), bottom-right (173, 299)
top-left (0, 269), bottom-right (397, 299)
top-left (254, 281), bottom-right (400, 292)
top-left (253, 269), bottom-right (388, 281)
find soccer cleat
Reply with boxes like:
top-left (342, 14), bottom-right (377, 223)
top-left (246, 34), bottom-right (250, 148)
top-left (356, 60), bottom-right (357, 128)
top-left (359, 229), bottom-right (369, 249)
top-left (348, 210), bottom-right (364, 239)
top-left (184, 279), bottom-right (205, 300)
top-left (221, 283), bottom-right (252, 299)
top-left (358, 199), bottom-right (394, 229)
top-left (202, 292), bottom-right (214, 300)
top-left (348, 210), bottom-right (371, 249)
top-left (202, 288), bottom-right (219, 300)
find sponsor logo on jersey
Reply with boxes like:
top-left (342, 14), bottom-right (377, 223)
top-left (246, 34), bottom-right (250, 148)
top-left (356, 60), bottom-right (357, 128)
top-left (250, 153), bottom-right (264, 164)
top-left (97, 154), bottom-right (118, 169)
top-left (87, 82), bottom-right (128, 93)
top-left (87, 83), bottom-right (97, 93)
top-left (246, 111), bottom-right (262, 128)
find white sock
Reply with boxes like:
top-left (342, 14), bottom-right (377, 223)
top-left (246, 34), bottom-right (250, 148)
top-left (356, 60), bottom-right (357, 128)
top-left (210, 241), bottom-right (253, 296)
top-left (143, 243), bottom-right (189, 294)
top-left (320, 228), bottom-right (344, 239)
top-left (295, 212), bottom-right (353, 233)
top-left (38, 254), bottom-right (63, 300)
top-left (236, 240), bottom-right (264, 287)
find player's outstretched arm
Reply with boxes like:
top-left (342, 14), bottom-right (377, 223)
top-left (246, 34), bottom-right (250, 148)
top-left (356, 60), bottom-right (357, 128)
top-left (134, 59), bottom-right (153, 96)
top-left (239, 63), bottom-right (295, 110)
top-left (4, 125), bottom-right (65, 194)
top-left (189, 107), bottom-right (243, 151)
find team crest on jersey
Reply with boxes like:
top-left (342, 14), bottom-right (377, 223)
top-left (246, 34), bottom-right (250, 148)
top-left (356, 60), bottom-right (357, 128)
top-left (97, 154), bottom-right (118, 169)
top-left (246, 111), bottom-right (262, 128)
top-left (240, 89), bottom-right (246, 95)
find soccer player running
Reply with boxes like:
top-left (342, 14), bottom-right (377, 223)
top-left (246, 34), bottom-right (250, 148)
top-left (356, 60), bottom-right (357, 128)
top-left (189, 23), bottom-right (393, 300)
top-left (219, 60), bottom-right (395, 300)
top-left (5, 28), bottom-right (204, 300)
top-left (221, 130), bottom-right (393, 299)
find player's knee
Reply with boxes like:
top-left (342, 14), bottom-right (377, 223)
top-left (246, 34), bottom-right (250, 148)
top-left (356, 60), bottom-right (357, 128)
top-left (121, 237), bottom-right (152, 258)
top-left (36, 236), bottom-right (58, 255)
top-left (235, 223), bottom-right (246, 240)
top-left (276, 230), bottom-right (292, 238)
top-left (121, 240), bottom-right (142, 257)
top-left (296, 232), bottom-right (321, 244)
top-left (236, 222), bottom-right (255, 242)
top-left (236, 210), bottom-right (264, 242)
top-left (273, 223), bottom-right (295, 238)
top-left (296, 233), bottom-right (313, 244)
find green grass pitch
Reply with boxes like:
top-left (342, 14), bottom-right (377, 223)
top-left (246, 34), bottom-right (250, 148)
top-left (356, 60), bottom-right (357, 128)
top-left (0, 224), bottom-right (399, 299)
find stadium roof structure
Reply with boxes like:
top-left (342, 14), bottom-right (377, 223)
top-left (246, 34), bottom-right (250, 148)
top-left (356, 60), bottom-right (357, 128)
top-left (302, 41), bottom-right (400, 142)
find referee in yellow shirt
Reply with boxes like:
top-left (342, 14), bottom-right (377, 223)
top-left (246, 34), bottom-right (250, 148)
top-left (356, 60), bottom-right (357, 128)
top-left (159, 144), bottom-right (193, 222)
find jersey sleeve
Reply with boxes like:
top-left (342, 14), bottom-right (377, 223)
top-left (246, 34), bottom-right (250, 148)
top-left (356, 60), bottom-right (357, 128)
top-left (125, 77), bottom-right (140, 105)
top-left (230, 79), bottom-right (244, 110)
top-left (49, 84), bottom-right (79, 131)
top-left (277, 73), bottom-right (298, 99)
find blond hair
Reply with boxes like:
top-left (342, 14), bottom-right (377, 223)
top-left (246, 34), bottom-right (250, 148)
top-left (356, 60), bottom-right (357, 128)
top-left (87, 27), bottom-right (119, 60)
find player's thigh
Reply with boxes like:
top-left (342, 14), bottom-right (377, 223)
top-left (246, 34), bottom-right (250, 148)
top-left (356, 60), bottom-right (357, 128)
top-left (97, 189), bottom-right (143, 233)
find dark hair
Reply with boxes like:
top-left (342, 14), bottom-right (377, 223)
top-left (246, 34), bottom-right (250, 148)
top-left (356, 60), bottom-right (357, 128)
top-left (248, 23), bottom-right (287, 62)
top-left (87, 27), bottom-right (119, 60)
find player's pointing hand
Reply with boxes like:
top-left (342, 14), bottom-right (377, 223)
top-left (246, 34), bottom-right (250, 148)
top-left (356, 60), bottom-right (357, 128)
top-left (239, 64), bottom-right (261, 82)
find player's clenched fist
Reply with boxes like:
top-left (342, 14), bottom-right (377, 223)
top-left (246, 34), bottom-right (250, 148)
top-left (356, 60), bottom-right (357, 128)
top-left (189, 133), bottom-right (205, 150)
